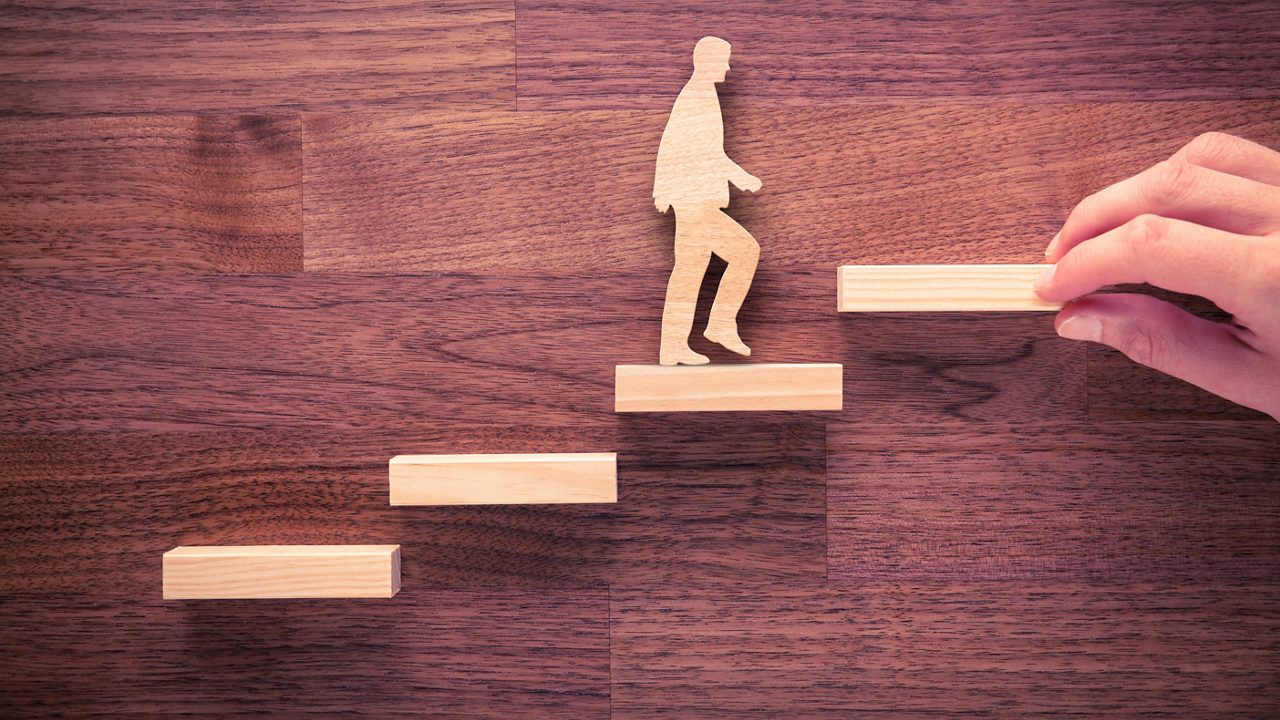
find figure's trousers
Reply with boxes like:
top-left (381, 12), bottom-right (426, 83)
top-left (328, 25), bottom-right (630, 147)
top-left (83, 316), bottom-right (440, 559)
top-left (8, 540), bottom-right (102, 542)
top-left (660, 204), bottom-right (760, 354)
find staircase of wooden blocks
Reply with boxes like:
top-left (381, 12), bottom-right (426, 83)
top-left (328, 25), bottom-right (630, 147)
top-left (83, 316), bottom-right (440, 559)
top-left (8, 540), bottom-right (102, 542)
top-left (163, 265), bottom-right (1053, 599)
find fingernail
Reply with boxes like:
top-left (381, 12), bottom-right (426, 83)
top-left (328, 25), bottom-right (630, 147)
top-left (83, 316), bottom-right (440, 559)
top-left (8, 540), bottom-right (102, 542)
top-left (1045, 231), bottom-right (1061, 259)
top-left (1057, 314), bottom-right (1102, 343)
top-left (1033, 263), bottom-right (1056, 292)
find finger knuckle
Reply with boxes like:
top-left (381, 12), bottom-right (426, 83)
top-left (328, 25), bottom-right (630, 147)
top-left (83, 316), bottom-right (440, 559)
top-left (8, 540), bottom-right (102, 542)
top-left (1180, 131), bottom-right (1237, 167)
top-left (1143, 158), bottom-right (1196, 207)
top-left (1121, 213), bottom-right (1168, 253)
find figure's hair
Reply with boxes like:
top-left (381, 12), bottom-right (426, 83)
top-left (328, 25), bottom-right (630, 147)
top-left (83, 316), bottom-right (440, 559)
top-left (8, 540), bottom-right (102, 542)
top-left (693, 36), bottom-right (731, 67)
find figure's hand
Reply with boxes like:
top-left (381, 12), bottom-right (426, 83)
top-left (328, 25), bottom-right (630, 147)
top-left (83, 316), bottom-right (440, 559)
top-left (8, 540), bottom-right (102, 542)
top-left (655, 197), bottom-right (671, 214)
top-left (1035, 132), bottom-right (1280, 421)
top-left (725, 157), bottom-right (762, 193)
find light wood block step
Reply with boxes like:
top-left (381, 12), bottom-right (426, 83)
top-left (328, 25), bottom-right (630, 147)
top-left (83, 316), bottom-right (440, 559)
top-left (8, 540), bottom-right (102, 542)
top-left (389, 452), bottom-right (618, 506)
top-left (837, 264), bottom-right (1063, 312)
top-left (615, 364), bottom-right (843, 412)
top-left (162, 545), bottom-right (401, 599)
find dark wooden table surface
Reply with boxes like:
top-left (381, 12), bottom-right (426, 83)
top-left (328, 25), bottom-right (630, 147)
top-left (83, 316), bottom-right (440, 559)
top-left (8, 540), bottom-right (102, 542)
top-left (3, 2), bottom-right (1279, 717)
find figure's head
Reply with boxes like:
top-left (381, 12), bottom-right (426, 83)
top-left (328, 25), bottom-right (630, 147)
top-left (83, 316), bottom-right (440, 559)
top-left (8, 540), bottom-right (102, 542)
top-left (692, 36), bottom-right (731, 83)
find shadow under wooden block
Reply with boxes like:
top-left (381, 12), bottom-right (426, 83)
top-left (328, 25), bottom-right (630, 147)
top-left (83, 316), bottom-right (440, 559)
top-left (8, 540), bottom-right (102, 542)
top-left (837, 264), bottom-right (1061, 312)
top-left (615, 364), bottom-right (843, 412)
top-left (837, 312), bottom-right (1086, 423)
top-left (389, 452), bottom-right (617, 506)
top-left (162, 545), bottom-right (401, 600)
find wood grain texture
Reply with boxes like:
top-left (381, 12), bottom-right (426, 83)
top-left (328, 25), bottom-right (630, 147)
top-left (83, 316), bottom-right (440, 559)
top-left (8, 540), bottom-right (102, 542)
top-left (828, 422), bottom-right (1280, 584)
top-left (838, 312), bottom-right (1086, 423)
top-left (0, 270), bottom-right (1086, 429)
top-left (6, 3), bottom-right (1280, 714)
top-left (838, 264), bottom-right (1061, 312)
top-left (615, 364), bottom-right (842, 412)
top-left (0, 422), bottom-right (824, 591)
top-left (0, 273), bottom-right (647, 431)
top-left (611, 582), bottom-right (1280, 718)
top-left (389, 452), bottom-right (617, 506)
top-left (163, 545), bottom-right (401, 599)
top-left (516, 0), bottom-right (1280, 109)
top-left (0, 1), bottom-right (514, 114)
top-left (302, 102), bottom-right (1280, 273)
top-left (0, 590), bottom-right (608, 718)
top-left (0, 115), bottom-right (301, 273)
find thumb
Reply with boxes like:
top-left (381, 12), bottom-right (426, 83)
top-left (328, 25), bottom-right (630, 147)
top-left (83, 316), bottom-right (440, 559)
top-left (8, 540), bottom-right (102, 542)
top-left (1055, 293), bottom-right (1266, 411)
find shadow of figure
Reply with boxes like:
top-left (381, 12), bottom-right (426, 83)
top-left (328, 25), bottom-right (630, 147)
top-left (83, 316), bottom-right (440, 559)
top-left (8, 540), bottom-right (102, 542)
top-left (654, 36), bottom-right (762, 366)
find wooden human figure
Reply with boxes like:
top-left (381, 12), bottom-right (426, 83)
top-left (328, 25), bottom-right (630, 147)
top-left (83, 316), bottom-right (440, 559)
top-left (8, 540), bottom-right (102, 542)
top-left (654, 36), bottom-right (763, 366)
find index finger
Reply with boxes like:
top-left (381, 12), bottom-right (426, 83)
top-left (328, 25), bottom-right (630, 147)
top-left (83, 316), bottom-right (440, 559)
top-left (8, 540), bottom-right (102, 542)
top-left (1046, 158), bottom-right (1280, 262)
top-left (1036, 214), bottom-right (1270, 317)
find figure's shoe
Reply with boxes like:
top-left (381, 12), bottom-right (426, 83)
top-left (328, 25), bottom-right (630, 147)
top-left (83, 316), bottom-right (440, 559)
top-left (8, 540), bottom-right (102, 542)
top-left (703, 322), bottom-right (751, 357)
top-left (660, 346), bottom-right (710, 366)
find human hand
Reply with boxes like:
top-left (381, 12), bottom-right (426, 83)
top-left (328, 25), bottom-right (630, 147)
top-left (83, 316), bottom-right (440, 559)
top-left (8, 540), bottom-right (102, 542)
top-left (1034, 132), bottom-right (1280, 421)
top-left (740, 173), bottom-right (763, 193)
top-left (655, 197), bottom-right (671, 214)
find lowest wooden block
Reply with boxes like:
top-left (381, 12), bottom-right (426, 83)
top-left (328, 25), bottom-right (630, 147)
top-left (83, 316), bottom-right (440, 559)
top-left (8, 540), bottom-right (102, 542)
top-left (838, 264), bottom-right (1063, 312)
top-left (162, 545), bottom-right (401, 600)
top-left (389, 453), bottom-right (618, 506)
top-left (615, 364), bottom-right (843, 412)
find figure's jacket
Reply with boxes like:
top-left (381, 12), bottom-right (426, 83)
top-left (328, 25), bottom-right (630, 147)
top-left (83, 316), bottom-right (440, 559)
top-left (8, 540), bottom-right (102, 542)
top-left (654, 80), bottom-right (730, 210)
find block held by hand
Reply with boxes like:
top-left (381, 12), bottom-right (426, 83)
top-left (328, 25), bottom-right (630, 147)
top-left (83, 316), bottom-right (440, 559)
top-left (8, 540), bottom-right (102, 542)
top-left (838, 264), bottom-right (1064, 312)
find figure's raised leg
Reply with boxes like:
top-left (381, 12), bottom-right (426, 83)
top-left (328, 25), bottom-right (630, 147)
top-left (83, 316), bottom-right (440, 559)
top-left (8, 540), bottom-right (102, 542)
top-left (703, 211), bottom-right (759, 356)
top-left (660, 234), bottom-right (712, 366)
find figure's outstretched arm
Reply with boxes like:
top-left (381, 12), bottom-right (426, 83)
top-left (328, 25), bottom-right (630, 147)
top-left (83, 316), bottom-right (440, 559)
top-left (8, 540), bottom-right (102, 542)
top-left (725, 155), bottom-right (762, 193)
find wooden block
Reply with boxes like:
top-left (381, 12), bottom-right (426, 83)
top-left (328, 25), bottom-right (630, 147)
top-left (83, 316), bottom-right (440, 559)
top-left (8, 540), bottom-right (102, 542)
top-left (162, 545), bottom-right (401, 600)
top-left (389, 453), bottom-right (617, 506)
top-left (615, 364), bottom-right (842, 412)
top-left (838, 264), bottom-right (1064, 312)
